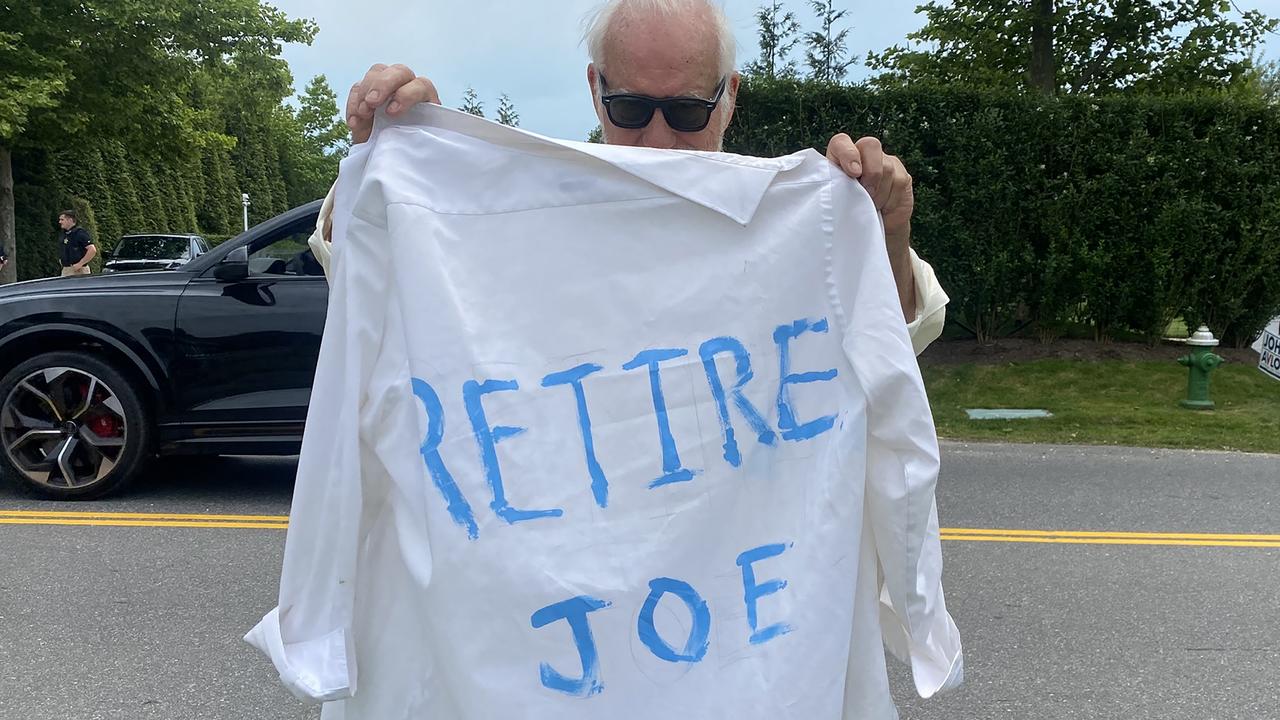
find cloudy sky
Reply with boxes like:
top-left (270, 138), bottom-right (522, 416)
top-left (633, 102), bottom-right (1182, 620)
top-left (270, 0), bottom-right (1280, 142)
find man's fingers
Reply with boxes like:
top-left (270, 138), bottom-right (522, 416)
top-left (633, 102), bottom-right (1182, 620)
top-left (347, 63), bottom-right (387, 117)
top-left (826, 133), bottom-right (861, 177)
top-left (362, 63), bottom-right (415, 109)
top-left (346, 65), bottom-right (388, 144)
top-left (345, 81), bottom-right (365, 124)
top-left (879, 166), bottom-right (901, 214)
top-left (388, 76), bottom-right (441, 115)
top-left (347, 105), bottom-right (373, 145)
top-left (875, 157), bottom-right (896, 211)
top-left (855, 136), bottom-right (884, 196)
top-left (347, 63), bottom-right (426, 144)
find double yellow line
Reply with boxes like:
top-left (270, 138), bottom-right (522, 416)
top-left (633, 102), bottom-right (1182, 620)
top-left (941, 527), bottom-right (1280, 549)
top-left (2, 511), bottom-right (1278, 548)
top-left (0, 510), bottom-right (288, 530)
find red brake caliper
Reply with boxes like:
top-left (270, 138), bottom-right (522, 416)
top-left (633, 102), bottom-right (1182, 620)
top-left (88, 414), bottom-right (120, 438)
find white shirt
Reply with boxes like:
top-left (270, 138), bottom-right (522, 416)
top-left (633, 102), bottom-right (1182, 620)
top-left (248, 105), bottom-right (962, 719)
top-left (306, 147), bottom-right (950, 358)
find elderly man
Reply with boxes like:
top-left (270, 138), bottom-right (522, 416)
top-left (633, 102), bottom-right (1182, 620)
top-left (311, 0), bottom-right (947, 354)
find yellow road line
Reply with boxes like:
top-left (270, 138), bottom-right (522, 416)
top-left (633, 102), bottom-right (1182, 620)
top-left (1, 511), bottom-right (1276, 547)
top-left (0, 509), bottom-right (288, 529)
top-left (0, 510), bottom-right (288, 522)
top-left (940, 534), bottom-right (1280, 548)
top-left (0, 517), bottom-right (289, 530)
top-left (943, 527), bottom-right (1280, 542)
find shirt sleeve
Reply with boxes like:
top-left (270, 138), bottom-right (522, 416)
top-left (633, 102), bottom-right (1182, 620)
top-left (245, 145), bottom-right (382, 705)
top-left (75, 229), bottom-right (93, 256)
top-left (308, 182), bottom-right (338, 280)
top-left (829, 171), bottom-right (964, 699)
top-left (904, 249), bottom-right (949, 356)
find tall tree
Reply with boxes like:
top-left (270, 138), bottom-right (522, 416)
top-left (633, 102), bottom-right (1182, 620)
top-left (282, 74), bottom-right (350, 205)
top-left (1248, 57), bottom-right (1280, 103)
top-left (745, 1), bottom-right (802, 79)
top-left (460, 87), bottom-right (486, 117)
top-left (206, 44), bottom-right (308, 223)
top-left (0, 31), bottom-right (67, 156)
top-left (804, 0), bottom-right (856, 83)
top-left (0, 0), bottom-right (314, 282)
top-left (1029, 0), bottom-right (1056, 94)
top-left (496, 94), bottom-right (520, 126)
top-left (297, 75), bottom-right (350, 155)
top-left (0, 142), bottom-right (13, 283)
top-left (868, 0), bottom-right (1278, 95)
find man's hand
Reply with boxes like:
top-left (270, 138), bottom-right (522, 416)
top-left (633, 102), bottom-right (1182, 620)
top-left (325, 64), bottom-right (440, 243)
top-left (826, 133), bottom-right (917, 322)
top-left (347, 64), bottom-right (441, 144)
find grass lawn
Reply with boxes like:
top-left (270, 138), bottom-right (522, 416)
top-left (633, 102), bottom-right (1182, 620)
top-left (922, 360), bottom-right (1280, 454)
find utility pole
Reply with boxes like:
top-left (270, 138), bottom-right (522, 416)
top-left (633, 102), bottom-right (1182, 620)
top-left (242, 193), bottom-right (251, 232)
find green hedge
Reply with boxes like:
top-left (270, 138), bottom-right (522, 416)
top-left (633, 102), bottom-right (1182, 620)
top-left (12, 140), bottom-right (215, 280)
top-left (9, 107), bottom-right (328, 282)
top-left (726, 81), bottom-right (1280, 346)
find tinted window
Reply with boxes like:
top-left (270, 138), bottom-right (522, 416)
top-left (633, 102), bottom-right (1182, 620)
top-left (249, 229), bottom-right (325, 277)
top-left (116, 236), bottom-right (191, 260)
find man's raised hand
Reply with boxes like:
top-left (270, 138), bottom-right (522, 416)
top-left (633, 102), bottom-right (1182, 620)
top-left (346, 64), bottom-right (441, 144)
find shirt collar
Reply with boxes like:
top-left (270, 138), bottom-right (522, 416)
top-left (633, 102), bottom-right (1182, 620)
top-left (381, 104), bottom-right (807, 225)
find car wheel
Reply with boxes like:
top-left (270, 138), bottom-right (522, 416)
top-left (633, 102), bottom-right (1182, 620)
top-left (0, 352), bottom-right (153, 499)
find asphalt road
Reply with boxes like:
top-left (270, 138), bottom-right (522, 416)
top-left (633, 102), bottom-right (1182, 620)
top-left (0, 442), bottom-right (1277, 720)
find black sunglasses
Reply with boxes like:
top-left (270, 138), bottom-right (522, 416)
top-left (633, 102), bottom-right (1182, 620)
top-left (598, 73), bottom-right (728, 132)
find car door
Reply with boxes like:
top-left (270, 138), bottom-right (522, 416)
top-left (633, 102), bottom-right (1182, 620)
top-left (169, 218), bottom-right (328, 446)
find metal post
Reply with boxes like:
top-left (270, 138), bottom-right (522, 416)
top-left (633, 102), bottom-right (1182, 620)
top-left (242, 193), bottom-right (251, 232)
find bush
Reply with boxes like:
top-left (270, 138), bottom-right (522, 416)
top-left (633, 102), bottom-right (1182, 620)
top-left (726, 80), bottom-right (1280, 346)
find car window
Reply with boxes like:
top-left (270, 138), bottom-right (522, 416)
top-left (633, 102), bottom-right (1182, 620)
top-left (116, 236), bottom-right (192, 260)
top-left (248, 228), bottom-right (325, 277)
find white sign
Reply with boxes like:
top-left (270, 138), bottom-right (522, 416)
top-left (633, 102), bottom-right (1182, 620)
top-left (1256, 317), bottom-right (1280, 382)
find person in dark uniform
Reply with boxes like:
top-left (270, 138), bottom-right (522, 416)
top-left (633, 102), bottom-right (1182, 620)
top-left (57, 210), bottom-right (96, 277)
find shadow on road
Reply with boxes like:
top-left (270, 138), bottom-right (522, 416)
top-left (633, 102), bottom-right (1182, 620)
top-left (0, 455), bottom-right (299, 507)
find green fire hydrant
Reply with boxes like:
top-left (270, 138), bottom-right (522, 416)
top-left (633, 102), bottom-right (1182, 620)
top-left (1178, 325), bottom-right (1224, 410)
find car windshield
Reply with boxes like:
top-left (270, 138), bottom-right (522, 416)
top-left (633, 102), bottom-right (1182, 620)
top-left (115, 236), bottom-right (190, 260)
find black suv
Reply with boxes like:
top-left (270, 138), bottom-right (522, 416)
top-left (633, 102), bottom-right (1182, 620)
top-left (0, 202), bottom-right (326, 498)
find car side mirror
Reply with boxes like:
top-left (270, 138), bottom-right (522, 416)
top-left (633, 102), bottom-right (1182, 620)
top-left (214, 246), bottom-right (250, 282)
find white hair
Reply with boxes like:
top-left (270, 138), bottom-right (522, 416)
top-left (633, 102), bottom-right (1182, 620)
top-left (582, 0), bottom-right (737, 78)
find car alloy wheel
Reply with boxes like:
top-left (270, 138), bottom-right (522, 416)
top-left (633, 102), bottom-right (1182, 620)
top-left (1, 367), bottom-right (129, 490)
